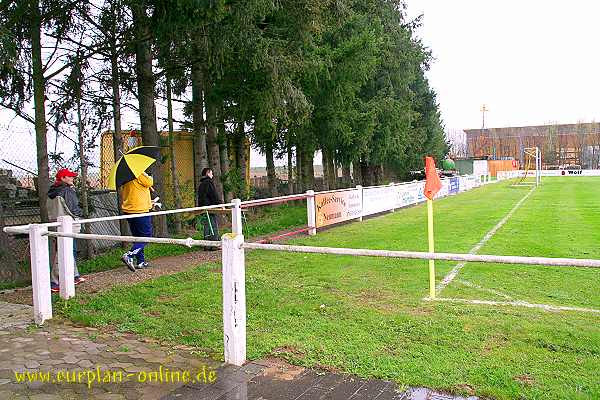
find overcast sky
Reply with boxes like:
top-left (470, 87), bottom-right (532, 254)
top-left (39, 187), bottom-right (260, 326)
top-left (407, 0), bottom-right (600, 130)
top-left (3, 1), bottom-right (600, 170)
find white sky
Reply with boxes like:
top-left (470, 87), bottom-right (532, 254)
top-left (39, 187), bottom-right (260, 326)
top-left (407, 0), bottom-right (600, 130)
top-left (3, 1), bottom-right (600, 171)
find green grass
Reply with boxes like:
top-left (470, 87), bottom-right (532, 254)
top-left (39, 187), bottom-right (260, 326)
top-left (58, 179), bottom-right (600, 399)
top-left (76, 203), bottom-right (307, 275)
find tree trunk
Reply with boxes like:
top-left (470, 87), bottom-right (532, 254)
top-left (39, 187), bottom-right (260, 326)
top-left (219, 141), bottom-right (231, 201)
top-left (191, 60), bottom-right (208, 200)
top-left (235, 122), bottom-right (248, 198)
top-left (304, 149), bottom-right (315, 190)
top-left (326, 150), bottom-right (336, 190)
top-left (203, 77), bottom-right (224, 202)
top-left (75, 55), bottom-right (93, 258)
top-left (360, 162), bottom-right (371, 186)
top-left (296, 147), bottom-right (303, 192)
top-left (30, 0), bottom-right (49, 222)
top-left (321, 149), bottom-right (330, 191)
top-left (373, 164), bottom-right (383, 185)
top-left (352, 161), bottom-right (362, 186)
top-left (287, 142), bottom-right (294, 195)
top-left (342, 163), bottom-right (352, 187)
top-left (308, 151), bottom-right (315, 189)
top-left (109, 22), bottom-right (129, 239)
top-left (265, 141), bottom-right (278, 197)
top-left (218, 110), bottom-right (231, 202)
top-left (166, 79), bottom-right (182, 234)
top-left (132, 2), bottom-right (167, 236)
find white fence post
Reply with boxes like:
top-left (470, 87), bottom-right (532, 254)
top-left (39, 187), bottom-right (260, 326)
top-left (356, 185), bottom-right (363, 221)
top-left (29, 224), bottom-right (52, 324)
top-left (221, 233), bottom-right (246, 366)
top-left (232, 199), bottom-right (242, 235)
top-left (57, 216), bottom-right (76, 299)
top-left (306, 190), bottom-right (316, 236)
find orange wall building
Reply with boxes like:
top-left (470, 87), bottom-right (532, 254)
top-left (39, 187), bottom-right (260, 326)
top-left (464, 122), bottom-right (600, 169)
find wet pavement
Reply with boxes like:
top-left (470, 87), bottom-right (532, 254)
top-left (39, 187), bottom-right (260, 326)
top-left (0, 301), bottom-right (479, 400)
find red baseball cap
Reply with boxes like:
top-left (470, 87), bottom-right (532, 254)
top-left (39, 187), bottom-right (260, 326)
top-left (55, 168), bottom-right (78, 181)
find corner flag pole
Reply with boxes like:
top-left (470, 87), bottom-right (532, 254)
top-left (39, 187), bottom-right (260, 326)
top-left (427, 198), bottom-right (435, 298)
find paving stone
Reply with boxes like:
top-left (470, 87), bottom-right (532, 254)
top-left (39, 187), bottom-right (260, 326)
top-left (29, 394), bottom-right (62, 400)
top-left (78, 359), bottom-right (94, 368)
top-left (94, 393), bottom-right (127, 400)
top-left (63, 355), bottom-right (79, 364)
top-left (24, 360), bottom-right (41, 369)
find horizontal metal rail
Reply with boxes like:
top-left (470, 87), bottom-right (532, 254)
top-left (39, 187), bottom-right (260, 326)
top-left (3, 226), bottom-right (30, 234)
top-left (242, 243), bottom-right (600, 269)
top-left (2, 203), bottom-right (235, 232)
top-left (44, 231), bottom-right (221, 247)
top-left (240, 194), bottom-right (309, 208)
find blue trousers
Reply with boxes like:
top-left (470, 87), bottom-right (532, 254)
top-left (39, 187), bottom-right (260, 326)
top-left (126, 215), bottom-right (153, 263)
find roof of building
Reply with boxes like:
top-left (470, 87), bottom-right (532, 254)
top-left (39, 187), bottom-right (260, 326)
top-left (464, 122), bottom-right (600, 137)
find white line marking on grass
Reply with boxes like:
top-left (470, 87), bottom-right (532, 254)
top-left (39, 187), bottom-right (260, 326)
top-left (427, 297), bottom-right (600, 314)
top-left (435, 186), bottom-right (536, 296)
top-left (456, 279), bottom-right (514, 301)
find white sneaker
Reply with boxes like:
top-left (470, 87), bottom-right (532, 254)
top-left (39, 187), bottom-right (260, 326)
top-left (121, 254), bottom-right (136, 272)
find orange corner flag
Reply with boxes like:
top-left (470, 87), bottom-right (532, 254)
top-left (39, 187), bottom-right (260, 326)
top-left (424, 156), bottom-right (442, 200)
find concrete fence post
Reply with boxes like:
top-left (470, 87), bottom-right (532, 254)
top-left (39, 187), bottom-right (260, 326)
top-left (306, 190), bottom-right (316, 236)
top-left (57, 216), bottom-right (75, 299)
top-left (232, 199), bottom-right (242, 235)
top-left (29, 224), bottom-right (52, 324)
top-left (221, 233), bottom-right (246, 366)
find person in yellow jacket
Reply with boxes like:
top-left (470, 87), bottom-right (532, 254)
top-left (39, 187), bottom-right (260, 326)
top-left (121, 172), bottom-right (154, 271)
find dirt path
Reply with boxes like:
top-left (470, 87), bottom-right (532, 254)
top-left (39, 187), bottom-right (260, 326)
top-left (0, 249), bottom-right (221, 305)
top-left (0, 228), bottom-right (309, 306)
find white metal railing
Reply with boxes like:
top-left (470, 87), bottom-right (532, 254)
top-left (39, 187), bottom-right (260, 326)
top-left (242, 242), bottom-right (600, 268)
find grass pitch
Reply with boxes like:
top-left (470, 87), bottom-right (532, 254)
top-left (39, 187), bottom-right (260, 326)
top-left (59, 178), bottom-right (600, 400)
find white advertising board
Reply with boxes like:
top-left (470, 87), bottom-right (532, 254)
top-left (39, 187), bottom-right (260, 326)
top-left (362, 185), bottom-right (397, 216)
top-left (473, 160), bottom-right (489, 176)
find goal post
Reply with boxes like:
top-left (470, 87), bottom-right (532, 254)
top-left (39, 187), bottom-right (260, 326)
top-left (512, 146), bottom-right (541, 187)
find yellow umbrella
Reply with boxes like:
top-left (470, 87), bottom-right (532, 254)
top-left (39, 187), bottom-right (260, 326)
top-left (108, 146), bottom-right (160, 190)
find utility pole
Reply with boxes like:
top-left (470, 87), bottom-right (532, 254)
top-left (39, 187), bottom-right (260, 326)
top-left (480, 104), bottom-right (489, 129)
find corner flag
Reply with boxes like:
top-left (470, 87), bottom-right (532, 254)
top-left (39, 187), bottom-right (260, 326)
top-left (424, 157), bottom-right (441, 200)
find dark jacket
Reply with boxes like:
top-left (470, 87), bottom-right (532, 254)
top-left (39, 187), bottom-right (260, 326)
top-left (48, 182), bottom-right (83, 218)
top-left (197, 176), bottom-right (221, 206)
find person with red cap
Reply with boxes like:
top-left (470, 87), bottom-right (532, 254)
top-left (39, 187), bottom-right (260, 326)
top-left (47, 168), bottom-right (87, 292)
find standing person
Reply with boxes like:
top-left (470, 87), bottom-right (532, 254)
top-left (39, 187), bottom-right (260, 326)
top-left (47, 168), bottom-right (86, 292)
top-left (197, 168), bottom-right (222, 245)
top-left (120, 172), bottom-right (154, 271)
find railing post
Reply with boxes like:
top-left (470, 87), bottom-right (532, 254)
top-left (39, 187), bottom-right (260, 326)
top-left (356, 185), bottom-right (363, 221)
top-left (57, 216), bottom-right (75, 299)
top-left (232, 199), bottom-right (242, 235)
top-left (306, 190), bottom-right (316, 236)
top-left (29, 224), bottom-right (52, 324)
top-left (221, 233), bottom-right (246, 366)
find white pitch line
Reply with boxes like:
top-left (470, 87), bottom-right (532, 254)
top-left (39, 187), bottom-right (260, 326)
top-left (435, 186), bottom-right (536, 296)
top-left (456, 279), bottom-right (514, 301)
top-left (427, 297), bottom-right (600, 315)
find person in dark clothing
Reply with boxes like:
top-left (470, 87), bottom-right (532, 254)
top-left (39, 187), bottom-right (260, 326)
top-left (47, 168), bottom-right (86, 292)
top-left (197, 168), bottom-right (221, 244)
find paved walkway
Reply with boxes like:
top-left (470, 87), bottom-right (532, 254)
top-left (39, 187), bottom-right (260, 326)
top-left (0, 301), bottom-right (479, 400)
